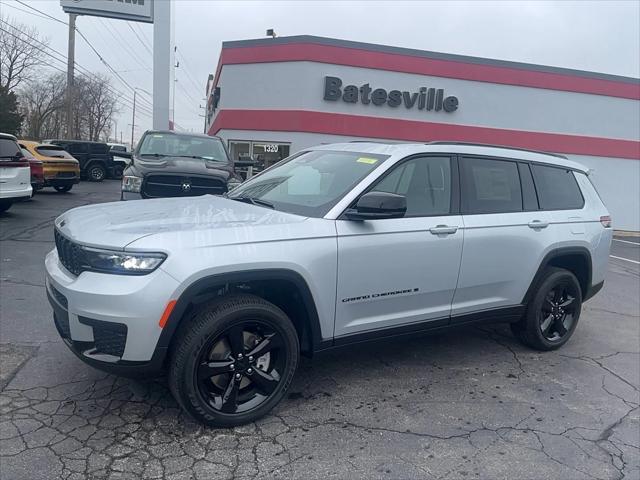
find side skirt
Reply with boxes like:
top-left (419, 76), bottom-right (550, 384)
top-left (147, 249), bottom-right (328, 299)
top-left (317, 305), bottom-right (525, 352)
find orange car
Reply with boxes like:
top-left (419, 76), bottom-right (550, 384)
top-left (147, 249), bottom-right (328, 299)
top-left (19, 140), bottom-right (80, 193)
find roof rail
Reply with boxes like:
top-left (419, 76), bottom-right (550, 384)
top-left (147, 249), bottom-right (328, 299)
top-left (426, 141), bottom-right (568, 160)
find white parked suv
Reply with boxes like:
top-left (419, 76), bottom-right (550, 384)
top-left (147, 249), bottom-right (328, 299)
top-left (0, 133), bottom-right (32, 212)
top-left (45, 142), bottom-right (612, 426)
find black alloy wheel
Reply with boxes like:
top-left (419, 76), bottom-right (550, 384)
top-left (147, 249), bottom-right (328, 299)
top-left (169, 294), bottom-right (299, 427)
top-left (196, 321), bottom-right (285, 414)
top-left (512, 267), bottom-right (583, 351)
top-left (539, 284), bottom-right (579, 342)
top-left (88, 164), bottom-right (106, 182)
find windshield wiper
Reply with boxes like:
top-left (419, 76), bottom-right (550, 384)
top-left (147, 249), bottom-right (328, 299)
top-left (172, 155), bottom-right (224, 161)
top-left (230, 196), bottom-right (274, 209)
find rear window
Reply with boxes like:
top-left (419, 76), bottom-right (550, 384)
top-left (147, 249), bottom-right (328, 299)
top-left (531, 164), bottom-right (584, 210)
top-left (0, 138), bottom-right (21, 160)
top-left (35, 146), bottom-right (75, 159)
top-left (461, 157), bottom-right (523, 214)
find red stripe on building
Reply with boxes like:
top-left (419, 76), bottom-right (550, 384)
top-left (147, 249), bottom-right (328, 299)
top-left (213, 44), bottom-right (640, 100)
top-left (209, 109), bottom-right (640, 160)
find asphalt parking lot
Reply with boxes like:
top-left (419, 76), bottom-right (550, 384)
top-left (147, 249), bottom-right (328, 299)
top-left (0, 181), bottom-right (638, 480)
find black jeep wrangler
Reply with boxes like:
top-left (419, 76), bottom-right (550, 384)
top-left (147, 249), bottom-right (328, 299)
top-left (48, 140), bottom-right (123, 181)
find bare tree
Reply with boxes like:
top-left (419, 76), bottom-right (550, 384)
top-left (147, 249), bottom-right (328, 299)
top-left (20, 73), bottom-right (66, 139)
top-left (0, 14), bottom-right (47, 92)
top-left (20, 72), bottom-right (119, 141)
top-left (79, 75), bottom-right (119, 141)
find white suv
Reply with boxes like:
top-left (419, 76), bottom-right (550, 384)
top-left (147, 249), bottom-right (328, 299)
top-left (45, 142), bottom-right (612, 426)
top-left (0, 133), bottom-right (32, 212)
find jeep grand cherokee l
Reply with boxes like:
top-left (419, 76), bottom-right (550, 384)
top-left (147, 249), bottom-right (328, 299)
top-left (45, 142), bottom-right (612, 427)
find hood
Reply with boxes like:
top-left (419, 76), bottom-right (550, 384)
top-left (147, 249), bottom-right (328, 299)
top-left (55, 195), bottom-right (308, 249)
top-left (128, 156), bottom-right (234, 179)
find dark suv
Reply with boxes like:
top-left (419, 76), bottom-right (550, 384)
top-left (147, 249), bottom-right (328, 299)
top-left (117, 130), bottom-right (242, 200)
top-left (48, 140), bottom-right (122, 181)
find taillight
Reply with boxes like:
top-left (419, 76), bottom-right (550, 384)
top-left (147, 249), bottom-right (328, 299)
top-left (600, 215), bottom-right (612, 228)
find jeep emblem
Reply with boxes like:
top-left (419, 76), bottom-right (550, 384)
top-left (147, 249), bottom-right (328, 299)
top-left (181, 181), bottom-right (191, 193)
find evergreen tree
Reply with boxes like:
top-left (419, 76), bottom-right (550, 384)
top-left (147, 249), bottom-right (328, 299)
top-left (0, 86), bottom-right (22, 135)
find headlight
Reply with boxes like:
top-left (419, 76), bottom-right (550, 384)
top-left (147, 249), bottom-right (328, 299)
top-left (227, 177), bottom-right (242, 191)
top-left (82, 247), bottom-right (166, 275)
top-left (122, 175), bottom-right (142, 193)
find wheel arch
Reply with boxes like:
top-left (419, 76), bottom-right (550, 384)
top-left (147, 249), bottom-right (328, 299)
top-left (522, 247), bottom-right (592, 305)
top-left (157, 269), bottom-right (326, 362)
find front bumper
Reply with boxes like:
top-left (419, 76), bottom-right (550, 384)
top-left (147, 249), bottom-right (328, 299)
top-left (45, 249), bottom-right (180, 375)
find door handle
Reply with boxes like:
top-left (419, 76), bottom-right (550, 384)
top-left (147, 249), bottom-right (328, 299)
top-left (528, 220), bottom-right (549, 229)
top-left (429, 225), bottom-right (458, 235)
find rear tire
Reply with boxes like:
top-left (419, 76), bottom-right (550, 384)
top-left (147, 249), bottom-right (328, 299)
top-left (54, 185), bottom-right (73, 193)
top-left (512, 267), bottom-right (582, 351)
top-left (87, 164), bottom-right (106, 182)
top-left (168, 294), bottom-right (299, 427)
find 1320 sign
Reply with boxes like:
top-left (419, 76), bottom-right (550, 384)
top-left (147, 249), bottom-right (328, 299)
top-left (323, 76), bottom-right (459, 113)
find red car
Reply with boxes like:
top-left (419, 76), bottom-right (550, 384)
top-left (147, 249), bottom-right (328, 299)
top-left (21, 146), bottom-right (44, 192)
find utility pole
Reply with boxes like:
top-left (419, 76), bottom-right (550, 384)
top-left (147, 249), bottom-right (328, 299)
top-left (66, 14), bottom-right (76, 139)
top-left (131, 89), bottom-right (137, 149)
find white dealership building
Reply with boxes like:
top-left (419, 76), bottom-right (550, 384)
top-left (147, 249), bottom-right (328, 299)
top-left (205, 36), bottom-right (640, 230)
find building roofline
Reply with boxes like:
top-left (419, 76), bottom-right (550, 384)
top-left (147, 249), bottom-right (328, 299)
top-left (221, 35), bottom-right (639, 85)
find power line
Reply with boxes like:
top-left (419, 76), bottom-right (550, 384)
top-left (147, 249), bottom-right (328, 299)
top-left (0, 21), bottom-right (152, 116)
top-left (1, 2), bottom-right (55, 22)
top-left (13, 0), bottom-right (67, 25)
top-left (135, 23), bottom-right (152, 50)
top-left (127, 23), bottom-right (152, 56)
top-left (175, 46), bottom-right (205, 96)
top-left (74, 26), bottom-right (152, 109)
top-left (10, 0), bottom-right (152, 109)
top-left (99, 18), bottom-right (151, 71)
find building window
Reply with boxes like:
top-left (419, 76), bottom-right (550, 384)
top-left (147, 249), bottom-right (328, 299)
top-left (228, 140), bottom-right (291, 177)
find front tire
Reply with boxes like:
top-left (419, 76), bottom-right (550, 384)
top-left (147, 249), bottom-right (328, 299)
top-left (87, 164), bottom-right (106, 182)
top-left (512, 267), bottom-right (582, 351)
top-left (168, 294), bottom-right (299, 427)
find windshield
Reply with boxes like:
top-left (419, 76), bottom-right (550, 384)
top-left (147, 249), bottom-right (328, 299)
top-left (35, 146), bottom-right (75, 159)
top-left (138, 133), bottom-right (229, 162)
top-left (228, 150), bottom-right (389, 217)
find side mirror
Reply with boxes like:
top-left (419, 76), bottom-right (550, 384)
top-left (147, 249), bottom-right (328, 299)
top-left (344, 191), bottom-right (407, 221)
top-left (112, 151), bottom-right (132, 159)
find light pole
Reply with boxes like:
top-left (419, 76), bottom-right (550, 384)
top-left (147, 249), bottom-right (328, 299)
top-left (131, 89), bottom-right (137, 149)
top-left (129, 87), bottom-right (151, 149)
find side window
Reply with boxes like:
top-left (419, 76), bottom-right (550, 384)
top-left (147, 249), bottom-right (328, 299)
top-left (531, 164), bottom-right (584, 210)
top-left (68, 144), bottom-right (88, 155)
top-left (371, 156), bottom-right (451, 216)
top-left (90, 144), bottom-right (108, 154)
top-left (461, 157), bottom-right (522, 214)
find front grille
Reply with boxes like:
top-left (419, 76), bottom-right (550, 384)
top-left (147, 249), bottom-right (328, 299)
top-left (142, 174), bottom-right (227, 198)
top-left (54, 228), bottom-right (85, 276)
top-left (80, 318), bottom-right (127, 357)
